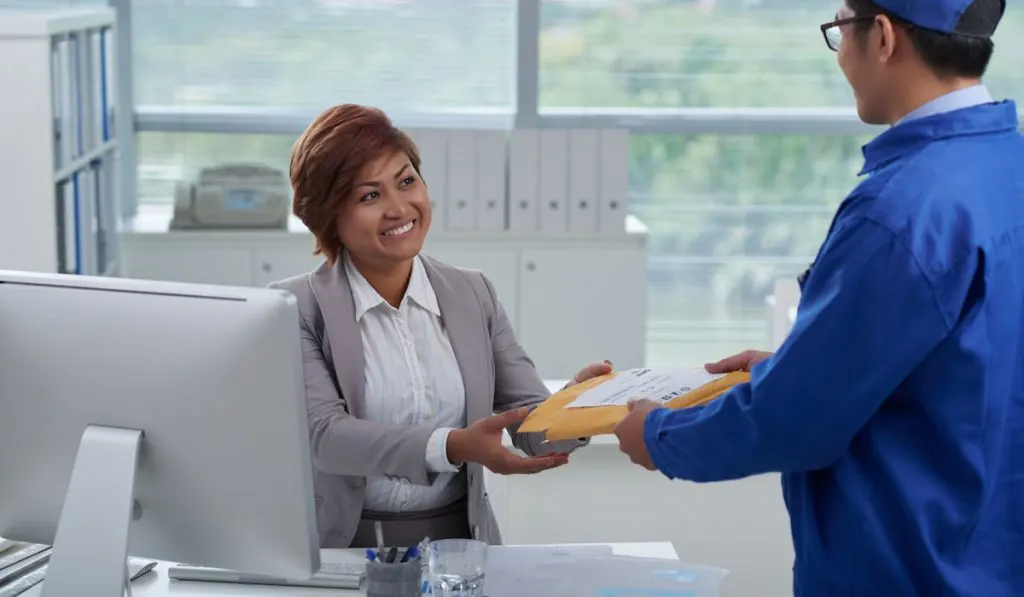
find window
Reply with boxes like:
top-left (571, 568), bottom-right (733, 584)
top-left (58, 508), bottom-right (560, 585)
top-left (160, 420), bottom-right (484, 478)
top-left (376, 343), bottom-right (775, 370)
top-left (131, 0), bottom-right (1024, 366)
top-left (131, 0), bottom-right (517, 112)
top-left (539, 0), bottom-right (1024, 109)
top-left (632, 133), bottom-right (869, 365)
top-left (533, 0), bottom-right (1024, 363)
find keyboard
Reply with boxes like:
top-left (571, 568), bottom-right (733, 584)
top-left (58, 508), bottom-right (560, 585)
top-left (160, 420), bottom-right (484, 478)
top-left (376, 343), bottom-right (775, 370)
top-left (168, 560), bottom-right (366, 590)
top-left (317, 562), bottom-right (365, 577)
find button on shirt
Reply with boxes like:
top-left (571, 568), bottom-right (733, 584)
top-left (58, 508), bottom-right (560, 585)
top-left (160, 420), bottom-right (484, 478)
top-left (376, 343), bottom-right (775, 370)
top-left (344, 252), bottom-right (467, 513)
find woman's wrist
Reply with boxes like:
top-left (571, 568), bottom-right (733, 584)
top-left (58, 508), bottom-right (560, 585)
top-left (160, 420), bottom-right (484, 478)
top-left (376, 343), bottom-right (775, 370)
top-left (446, 428), bottom-right (470, 465)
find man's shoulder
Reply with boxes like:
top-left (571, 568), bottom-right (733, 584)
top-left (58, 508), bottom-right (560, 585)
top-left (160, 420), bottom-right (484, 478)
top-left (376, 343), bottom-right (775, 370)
top-left (867, 133), bottom-right (1024, 224)
top-left (847, 144), bottom-right (1023, 278)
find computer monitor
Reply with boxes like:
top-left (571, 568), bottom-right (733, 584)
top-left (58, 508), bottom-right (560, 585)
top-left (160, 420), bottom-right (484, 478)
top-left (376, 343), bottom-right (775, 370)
top-left (0, 270), bottom-right (320, 597)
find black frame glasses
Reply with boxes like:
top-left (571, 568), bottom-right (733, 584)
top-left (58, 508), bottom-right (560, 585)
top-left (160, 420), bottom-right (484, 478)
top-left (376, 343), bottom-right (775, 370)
top-left (820, 13), bottom-right (913, 51)
top-left (819, 15), bottom-right (874, 51)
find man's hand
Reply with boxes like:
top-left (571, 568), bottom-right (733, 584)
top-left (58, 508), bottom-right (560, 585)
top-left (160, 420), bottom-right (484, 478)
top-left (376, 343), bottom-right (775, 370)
top-left (613, 399), bottom-right (664, 471)
top-left (563, 360), bottom-right (613, 389)
top-left (705, 350), bottom-right (773, 373)
top-left (447, 407), bottom-right (569, 475)
top-left (556, 360), bottom-right (613, 445)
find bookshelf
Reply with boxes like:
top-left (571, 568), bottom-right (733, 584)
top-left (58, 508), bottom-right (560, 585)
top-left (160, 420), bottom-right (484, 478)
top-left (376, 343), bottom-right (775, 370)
top-left (0, 6), bottom-right (119, 275)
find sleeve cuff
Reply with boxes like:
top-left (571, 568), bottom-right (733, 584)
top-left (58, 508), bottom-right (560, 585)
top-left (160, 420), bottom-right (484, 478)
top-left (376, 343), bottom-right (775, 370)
top-left (643, 409), bottom-right (674, 478)
top-left (644, 407), bottom-right (709, 481)
top-left (426, 427), bottom-right (462, 473)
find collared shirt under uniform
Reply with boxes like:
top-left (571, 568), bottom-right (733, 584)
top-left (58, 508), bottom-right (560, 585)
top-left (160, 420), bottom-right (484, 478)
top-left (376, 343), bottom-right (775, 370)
top-left (644, 93), bottom-right (1024, 595)
top-left (344, 252), bottom-right (466, 513)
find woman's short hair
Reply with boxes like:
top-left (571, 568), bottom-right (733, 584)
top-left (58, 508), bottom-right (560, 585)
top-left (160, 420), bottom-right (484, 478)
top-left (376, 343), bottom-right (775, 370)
top-left (290, 104), bottom-right (421, 265)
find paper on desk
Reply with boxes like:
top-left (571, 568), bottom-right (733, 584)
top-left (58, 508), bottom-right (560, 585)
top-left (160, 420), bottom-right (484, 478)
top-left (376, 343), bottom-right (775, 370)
top-left (547, 555), bottom-right (729, 597)
top-left (568, 368), bottom-right (724, 409)
top-left (484, 545), bottom-right (613, 597)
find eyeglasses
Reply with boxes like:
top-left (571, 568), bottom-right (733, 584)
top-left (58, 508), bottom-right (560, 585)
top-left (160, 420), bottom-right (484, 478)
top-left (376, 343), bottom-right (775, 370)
top-left (820, 13), bottom-right (913, 51)
top-left (819, 15), bottom-right (874, 51)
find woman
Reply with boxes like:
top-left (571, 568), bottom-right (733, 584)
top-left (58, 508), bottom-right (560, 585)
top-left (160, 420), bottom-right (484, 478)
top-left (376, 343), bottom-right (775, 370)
top-left (270, 104), bottom-right (610, 549)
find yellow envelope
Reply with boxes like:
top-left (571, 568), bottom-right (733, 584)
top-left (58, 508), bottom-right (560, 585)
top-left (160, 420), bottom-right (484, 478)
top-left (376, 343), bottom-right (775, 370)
top-left (520, 370), bottom-right (751, 441)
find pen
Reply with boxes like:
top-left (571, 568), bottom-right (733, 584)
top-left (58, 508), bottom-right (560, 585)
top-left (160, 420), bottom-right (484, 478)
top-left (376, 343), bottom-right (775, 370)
top-left (400, 545), bottom-right (419, 563)
top-left (365, 549), bottom-right (376, 562)
top-left (374, 520), bottom-right (385, 561)
top-left (385, 547), bottom-right (398, 563)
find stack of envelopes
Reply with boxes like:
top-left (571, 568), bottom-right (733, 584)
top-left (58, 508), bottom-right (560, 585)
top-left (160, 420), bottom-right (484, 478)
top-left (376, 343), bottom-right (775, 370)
top-left (519, 370), bottom-right (751, 441)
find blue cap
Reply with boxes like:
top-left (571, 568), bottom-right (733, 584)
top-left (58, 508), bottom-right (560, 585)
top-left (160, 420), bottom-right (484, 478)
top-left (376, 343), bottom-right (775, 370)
top-left (872, 0), bottom-right (1004, 36)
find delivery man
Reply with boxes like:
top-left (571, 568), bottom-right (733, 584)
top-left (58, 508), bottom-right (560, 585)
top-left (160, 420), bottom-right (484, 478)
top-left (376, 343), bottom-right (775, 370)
top-left (613, 0), bottom-right (1023, 594)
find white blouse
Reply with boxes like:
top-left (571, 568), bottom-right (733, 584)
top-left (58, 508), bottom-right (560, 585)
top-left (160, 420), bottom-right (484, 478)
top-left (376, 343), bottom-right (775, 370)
top-left (343, 252), bottom-right (467, 513)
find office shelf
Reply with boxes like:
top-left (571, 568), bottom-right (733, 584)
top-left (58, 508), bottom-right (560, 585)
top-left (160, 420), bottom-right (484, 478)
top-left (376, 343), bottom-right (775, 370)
top-left (0, 6), bottom-right (119, 275)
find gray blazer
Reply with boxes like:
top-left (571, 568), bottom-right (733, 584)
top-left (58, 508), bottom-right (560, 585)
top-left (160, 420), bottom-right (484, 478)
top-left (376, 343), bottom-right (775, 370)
top-left (269, 255), bottom-right (581, 547)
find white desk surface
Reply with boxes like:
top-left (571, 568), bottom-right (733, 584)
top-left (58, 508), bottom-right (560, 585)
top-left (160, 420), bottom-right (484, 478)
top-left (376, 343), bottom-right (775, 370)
top-left (22, 542), bottom-right (677, 597)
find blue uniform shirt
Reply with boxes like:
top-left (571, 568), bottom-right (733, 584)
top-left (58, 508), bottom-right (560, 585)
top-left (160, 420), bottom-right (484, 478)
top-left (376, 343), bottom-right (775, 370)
top-left (644, 100), bottom-right (1024, 595)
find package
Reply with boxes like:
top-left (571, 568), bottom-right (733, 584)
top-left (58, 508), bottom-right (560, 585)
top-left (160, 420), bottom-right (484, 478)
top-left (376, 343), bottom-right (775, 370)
top-left (520, 369), bottom-right (750, 441)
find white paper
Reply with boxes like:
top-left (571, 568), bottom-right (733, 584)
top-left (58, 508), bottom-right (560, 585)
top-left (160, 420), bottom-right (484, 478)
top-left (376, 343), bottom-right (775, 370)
top-left (567, 368), bottom-right (723, 409)
top-left (486, 552), bottom-right (728, 597)
top-left (485, 545), bottom-right (614, 597)
top-left (546, 555), bottom-right (729, 597)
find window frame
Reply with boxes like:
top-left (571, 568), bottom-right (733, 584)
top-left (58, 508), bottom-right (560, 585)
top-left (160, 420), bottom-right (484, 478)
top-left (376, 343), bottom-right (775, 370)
top-left (117, 0), bottom-right (886, 217)
top-left (124, 0), bottom-right (886, 135)
top-left (115, 0), bottom-right (1018, 210)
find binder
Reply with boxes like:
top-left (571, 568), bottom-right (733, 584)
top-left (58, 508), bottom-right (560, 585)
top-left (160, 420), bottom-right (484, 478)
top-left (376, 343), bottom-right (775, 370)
top-left (568, 129), bottom-right (599, 232)
top-left (77, 30), bottom-right (95, 154)
top-left (100, 27), bottom-right (113, 140)
top-left (475, 131), bottom-right (507, 231)
top-left (519, 370), bottom-right (751, 441)
top-left (55, 36), bottom-right (74, 168)
top-left (538, 129), bottom-right (569, 233)
top-left (407, 129), bottom-right (448, 232)
top-left (598, 129), bottom-right (630, 233)
top-left (508, 129), bottom-right (540, 232)
top-left (445, 130), bottom-right (477, 230)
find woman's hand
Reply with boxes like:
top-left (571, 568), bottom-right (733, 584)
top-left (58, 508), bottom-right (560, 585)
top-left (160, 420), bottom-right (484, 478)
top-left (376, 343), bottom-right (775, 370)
top-left (564, 360), bottom-right (613, 389)
top-left (447, 407), bottom-right (569, 475)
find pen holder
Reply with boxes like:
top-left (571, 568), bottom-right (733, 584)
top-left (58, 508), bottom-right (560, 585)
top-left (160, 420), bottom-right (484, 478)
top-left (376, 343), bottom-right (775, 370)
top-left (365, 558), bottom-right (423, 597)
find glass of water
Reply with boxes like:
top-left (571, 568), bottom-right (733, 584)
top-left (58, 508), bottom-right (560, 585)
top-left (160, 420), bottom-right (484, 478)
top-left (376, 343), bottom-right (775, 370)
top-left (427, 538), bottom-right (488, 597)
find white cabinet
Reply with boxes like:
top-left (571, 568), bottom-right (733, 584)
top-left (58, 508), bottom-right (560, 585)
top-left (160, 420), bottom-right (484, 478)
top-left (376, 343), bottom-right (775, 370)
top-left (518, 247), bottom-right (647, 374)
top-left (424, 242), bottom-right (519, 328)
top-left (119, 211), bottom-right (649, 377)
top-left (251, 247), bottom-right (324, 287)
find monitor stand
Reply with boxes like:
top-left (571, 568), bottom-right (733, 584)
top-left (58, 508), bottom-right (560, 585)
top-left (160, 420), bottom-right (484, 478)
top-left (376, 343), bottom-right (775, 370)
top-left (41, 425), bottom-right (142, 597)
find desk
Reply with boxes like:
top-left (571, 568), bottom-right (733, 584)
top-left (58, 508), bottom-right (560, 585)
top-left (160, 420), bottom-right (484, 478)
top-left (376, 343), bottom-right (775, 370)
top-left (20, 543), bottom-right (677, 597)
